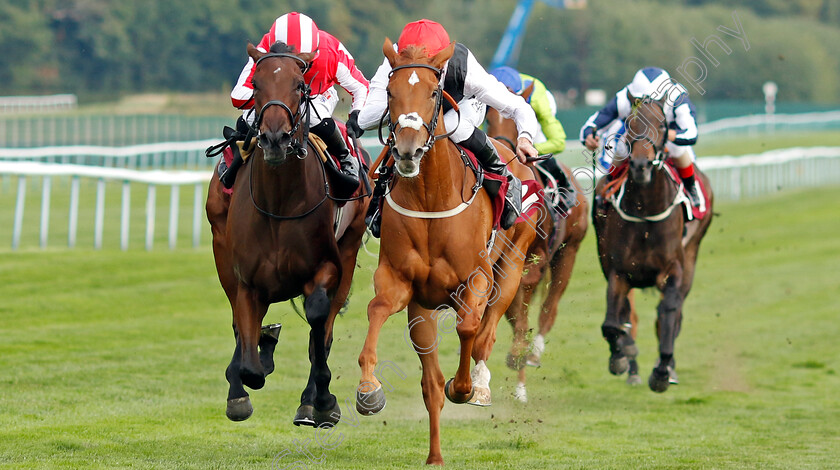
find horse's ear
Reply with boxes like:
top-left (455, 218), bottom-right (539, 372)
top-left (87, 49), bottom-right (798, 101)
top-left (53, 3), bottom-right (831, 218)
top-left (297, 52), bottom-right (316, 69)
top-left (521, 81), bottom-right (536, 101)
top-left (247, 42), bottom-right (263, 62)
top-left (430, 41), bottom-right (455, 69)
top-left (383, 37), bottom-right (398, 66)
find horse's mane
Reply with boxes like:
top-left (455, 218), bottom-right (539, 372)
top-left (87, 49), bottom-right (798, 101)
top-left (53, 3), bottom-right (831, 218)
top-left (269, 41), bottom-right (297, 54)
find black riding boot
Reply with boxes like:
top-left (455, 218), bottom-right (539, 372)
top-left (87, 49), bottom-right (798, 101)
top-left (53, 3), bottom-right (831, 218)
top-left (537, 157), bottom-right (578, 213)
top-left (682, 174), bottom-right (701, 207)
top-left (364, 164), bottom-right (392, 238)
top-left (461, 128), bottom-right (522, 230)
top-left (218, 116), bottom-right (250, 189)
top-left (311, 118), bottom-right (360, 196)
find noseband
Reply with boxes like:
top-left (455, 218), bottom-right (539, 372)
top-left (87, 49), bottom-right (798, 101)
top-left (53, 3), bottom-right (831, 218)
top-left (251, 52), bottom-right (312, 159)
top-left (378, 63), bottom-right (460, 156)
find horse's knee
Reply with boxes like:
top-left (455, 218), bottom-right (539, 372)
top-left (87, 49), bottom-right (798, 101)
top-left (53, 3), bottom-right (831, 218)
top-left (305, 287), bottom-right (331, 326)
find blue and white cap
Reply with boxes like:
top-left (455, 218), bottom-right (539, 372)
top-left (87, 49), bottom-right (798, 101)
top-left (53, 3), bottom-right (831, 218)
top-left (490, 66), bottom-right (524, 94)
top-left (627, 67), bottom-right (672, 100)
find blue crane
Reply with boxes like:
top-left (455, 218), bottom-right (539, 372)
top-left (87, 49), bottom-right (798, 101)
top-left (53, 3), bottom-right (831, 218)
top-left (489, 0), bottom-right (587, 70)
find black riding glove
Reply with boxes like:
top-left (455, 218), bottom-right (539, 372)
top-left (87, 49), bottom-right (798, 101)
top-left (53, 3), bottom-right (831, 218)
top-left (346, 110), bottom-right (364, 138)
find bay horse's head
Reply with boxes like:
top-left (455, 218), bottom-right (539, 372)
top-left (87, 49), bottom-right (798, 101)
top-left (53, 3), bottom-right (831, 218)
top-left (382, 38), bottom-right (455, 178)
top-left (624, 96), bottom-right (668, 184)
top-left (247, 42), bottom-right (315, 165)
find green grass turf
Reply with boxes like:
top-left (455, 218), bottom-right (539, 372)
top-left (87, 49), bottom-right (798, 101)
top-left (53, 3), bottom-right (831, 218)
top-left (0, 185), bottom-right (838, 469)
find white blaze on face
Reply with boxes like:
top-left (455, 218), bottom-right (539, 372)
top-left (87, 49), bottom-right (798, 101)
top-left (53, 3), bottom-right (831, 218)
top-left (408, 71), bottom-right (420, 86)
top-left (273, 66), bottom-right (282, 74)
top-left (397, 112), bottom-right (424, 131)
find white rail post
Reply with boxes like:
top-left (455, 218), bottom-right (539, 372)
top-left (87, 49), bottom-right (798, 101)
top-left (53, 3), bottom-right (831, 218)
top-left (40, 175), bottom-right (51, 248)
top-left (121, 181), bottom-right (131, 251)
top-left (145, 184), bottom-right (156, 251)
top-left (94, 178), bottom-right (106, 249)
top-left (192, 183), bottom-right (203, 248)
top-left (12, 176), bottom-right (26, 250)
top-left (68, 176), bottom-right (80, 248)
top-left (168, 185), bottom-right (180, 250)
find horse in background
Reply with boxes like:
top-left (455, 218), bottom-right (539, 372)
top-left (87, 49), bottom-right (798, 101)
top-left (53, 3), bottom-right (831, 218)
top-left (206, 42), bottom-right (369, 425)
top-left (485, 105), bottom-right (589, 401)
top-left (593, 96), bottom-right (713, 392)
top-left (355, 40), bottom-right (537, 465)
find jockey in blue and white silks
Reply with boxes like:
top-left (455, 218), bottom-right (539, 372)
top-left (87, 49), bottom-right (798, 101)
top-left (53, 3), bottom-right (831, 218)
top-left (580, 67), bottom-right (702, 206)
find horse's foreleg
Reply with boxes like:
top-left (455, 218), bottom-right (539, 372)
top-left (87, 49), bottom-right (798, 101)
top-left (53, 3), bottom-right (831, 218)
top-left (232, 288), bottom-right (268, 391)
top-left (225, 325), bottom-right (253, 421)
top-left (445, 268), bottom-right (489, 405)
top-left (407, 302), bottom-right (446, 466)
top-left (650, 268), bottom-right (684, 393)
top-left (603, 272), bottom-right (632, 376)
top-left (301, 263), bottom-right (341, 427)
top-left (357, 265), bottom-right (411, 415)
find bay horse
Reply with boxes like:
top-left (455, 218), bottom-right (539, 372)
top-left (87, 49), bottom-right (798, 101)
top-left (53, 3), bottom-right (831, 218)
top-left (355, 40), bottom-right (537, 465)
top-left (593, 97), bottom-right (713, 392)
top-left (206, 42), bottom-right (369, 425)
top-left (485, 106), bottom-right (590, 401)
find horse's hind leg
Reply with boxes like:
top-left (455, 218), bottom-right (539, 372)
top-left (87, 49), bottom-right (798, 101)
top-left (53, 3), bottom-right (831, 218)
top-left (445, 267), bottom-right (490, 405)
top-left (602, 272), bottom-right (632, 376)
top-left (407, 302), bottom-right (446, 466)
top-left (650, 271), bottom-right (683, 393)
top-left (504, 285), bottom-right (531, 372)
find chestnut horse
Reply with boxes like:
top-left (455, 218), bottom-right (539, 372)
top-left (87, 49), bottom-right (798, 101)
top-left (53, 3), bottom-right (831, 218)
top-left (485, 106), bottom-right (590, 401)
top-left (593, 97), bottom-right (713, 392)
top-left (355, 40), bottom-right (537, 465)
top-left (206, 42), bottom-right (369, 425)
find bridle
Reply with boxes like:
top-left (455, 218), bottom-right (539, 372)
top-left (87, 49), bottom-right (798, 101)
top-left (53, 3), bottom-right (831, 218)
top-left (250, 52), bottom-right (312, 160)
top-left (377, 63), bottom-right (460, 157)
top-left (625, 97), bottom-right (669, 169)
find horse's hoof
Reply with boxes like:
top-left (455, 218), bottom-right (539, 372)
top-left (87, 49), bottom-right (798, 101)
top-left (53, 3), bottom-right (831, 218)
top-left (513, 383), bottom-right (527, 403)
top-left (356, 385), bottom-right (386, 416)
top-left (260, 323), bottom-right (282, 340)
top-left (293, 404), bottom-right (316, 427)
top-left (226, 396), bottom-right (253, 421)
top-left (467, 386), bottom-right (492, 407)
top-left (525, 354), bottom-right (541, 368)
top-left (626, 374), bottom-right (643, 386)
top-left (621, 342), bottom-right (639, 359)
top-left (444, 378), bottom-right (475, 404)
top-left (506, 352), bottom-right (526, 371)
top-left (648, 368), bottom-right (671, 393)
top-left (609, 354), bottom-right (629, 375)
top-left (314, 400), bottom-right (341, 428)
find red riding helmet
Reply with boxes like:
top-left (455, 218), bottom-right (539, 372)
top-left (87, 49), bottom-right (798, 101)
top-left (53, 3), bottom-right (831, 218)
top-left (269, 12), bottom-right (320, 54)
top-left (397, 19), bottom-right (450, 57)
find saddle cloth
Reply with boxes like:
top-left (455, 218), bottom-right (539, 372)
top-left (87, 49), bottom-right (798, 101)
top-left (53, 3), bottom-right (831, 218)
top-left (459, 146), bottom-right (544, 229)
top-left (611, 161), bottom-right (710, 221)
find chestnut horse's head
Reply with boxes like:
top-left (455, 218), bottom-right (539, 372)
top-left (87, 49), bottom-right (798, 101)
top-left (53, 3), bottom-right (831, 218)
top-left (247, 42), bottom-right (315, 165)
top-left (382, 38), bottom-right (455, 178)
top-left (624, 96), bottom-right (668, 185)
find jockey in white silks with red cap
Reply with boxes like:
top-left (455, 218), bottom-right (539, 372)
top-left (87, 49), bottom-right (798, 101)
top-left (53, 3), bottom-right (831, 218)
top-left (358, 19), bottom-right (540, 235)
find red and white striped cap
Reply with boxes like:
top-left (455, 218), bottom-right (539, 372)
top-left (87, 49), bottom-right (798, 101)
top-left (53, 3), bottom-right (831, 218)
top-left (269, 12), bottom-right (320, 54)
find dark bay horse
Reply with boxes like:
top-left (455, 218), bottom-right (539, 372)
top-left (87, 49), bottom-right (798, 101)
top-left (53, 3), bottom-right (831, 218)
top-left (485, 106), bottom-right (589, 401)
top-left (206, 42), bottom-right (369, 425)
top-left (593, 97), bottom-right (713, 392)
top-left (355, 40), bottom-right (537, 465)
